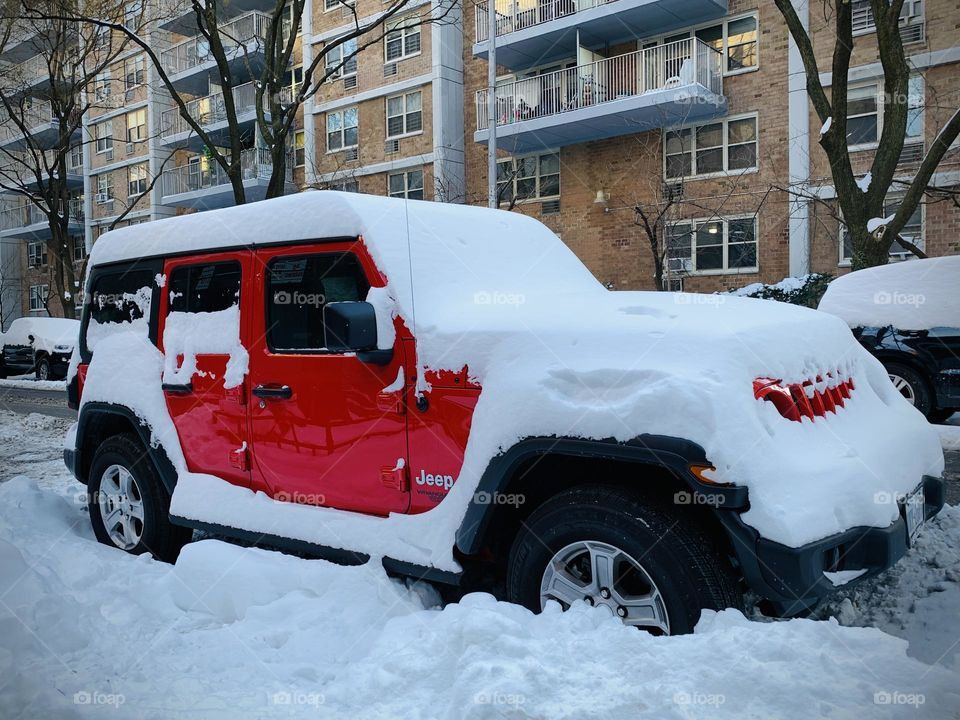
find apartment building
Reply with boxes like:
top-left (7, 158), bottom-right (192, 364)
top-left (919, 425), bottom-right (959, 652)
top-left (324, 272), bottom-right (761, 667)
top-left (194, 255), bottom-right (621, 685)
top-left (464, 0), bottom-right (960, 291)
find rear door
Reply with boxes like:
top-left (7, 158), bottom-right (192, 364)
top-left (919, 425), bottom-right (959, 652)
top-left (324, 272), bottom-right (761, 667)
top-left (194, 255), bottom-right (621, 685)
top-left (247, 241), bottom-right (410, 515)
top-left (159, 252), bottom-right (251, 489)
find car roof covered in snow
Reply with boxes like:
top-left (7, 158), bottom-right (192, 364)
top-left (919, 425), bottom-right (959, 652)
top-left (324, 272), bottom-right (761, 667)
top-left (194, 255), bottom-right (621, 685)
top-left (1, 317), bottom-right (80, 350)
top-left (818, 256), bottom-right (960, 331)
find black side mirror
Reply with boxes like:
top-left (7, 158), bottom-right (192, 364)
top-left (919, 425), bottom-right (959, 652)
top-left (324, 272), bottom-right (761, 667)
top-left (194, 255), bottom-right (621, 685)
top-left (323, 301), bottom-right (378, 352)
top-left (27, 334), bottom-right (35, 345)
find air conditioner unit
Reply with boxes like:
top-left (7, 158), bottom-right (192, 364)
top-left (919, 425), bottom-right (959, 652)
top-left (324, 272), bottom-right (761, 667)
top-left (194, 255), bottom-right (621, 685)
top-left (125, 89), bottom-right (135, 102)
top-left (105, 149), bottom-right (114, 162)
top-left (541, 199), bottom-right (560, 215)
top-left (667, 257), bottom-right (693, 273)
top-left (383, 62), bottom-right (398, 78)
top-left (901, 21), bottom-right (925, 43)
top-left (95, 192), bottom-right (110, 204)
top-left (662, 180), bottom-right (683, 199)
top-left (341, 3), bottom-right (354, 17)
top-left (898, 142), bottom-right (924, 165)
top-left (343, 147), bottom-right (359, 161)
top-left (344, 74), bottom-right (358, 90)
top-left (384, 138), bottom-right (399, 154)
top-left (126, 142), bottom-right (135, 154)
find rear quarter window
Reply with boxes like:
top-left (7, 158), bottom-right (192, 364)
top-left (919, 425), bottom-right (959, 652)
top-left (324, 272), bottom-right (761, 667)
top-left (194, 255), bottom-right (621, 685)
top-left (84, 267), bottom-right (158, 354)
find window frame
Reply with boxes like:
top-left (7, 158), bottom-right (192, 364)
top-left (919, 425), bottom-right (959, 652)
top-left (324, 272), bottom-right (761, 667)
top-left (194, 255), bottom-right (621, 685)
top-left (94, 70), bottom-right (112, 101)
top-left (95, 121), bottom-right (113, 154)
top-left (124, 54), bottom-right (145, 90)
top-left (294, 130), bottom-right (306, 167)
top-left (28, 240), bottom-right (47, 268)
top-left (388, 168), bottom-right (424, 199)
top-left (667, 215), bottom-right (759, 275)
top-left (127, 162), bottom-right (148, 198)
top-left (125, 108), bottom-right (146, 144)
top-left (96, 173), bottom-right (114, 202)
top-left (167, 260), bottom-right (242, 316)
top-left (29, 284), bottom-right (49, 312)
top-left (385, 90), bottom-right (423, 139)
top-left (662, 113), bottom-right (758, 180)
top-left (845, 77), bottom-right (924, 152)
top-left (496, 152), bottom-right (561, 204)
top-left (384, 17), bottom-right (422, 63)
top-left (641, 11), bottom-right (759, 77)
top-left (325, 106), bottom-right (359, 153)
top-left (325, 37), bottom-right (357, 79)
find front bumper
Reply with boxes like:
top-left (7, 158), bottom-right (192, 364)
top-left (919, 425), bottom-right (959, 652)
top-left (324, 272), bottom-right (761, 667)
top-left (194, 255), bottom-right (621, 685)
top-left (722, 474), bottom-right (944, 616)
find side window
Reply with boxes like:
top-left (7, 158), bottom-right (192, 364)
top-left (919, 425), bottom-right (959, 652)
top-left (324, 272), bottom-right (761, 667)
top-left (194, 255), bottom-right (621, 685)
top-left (86, 268), bottom-right (155, 350)
top-left (168, 261), bottom-right (241, 314)
top-left (266, 253), bottom-right (370, 352)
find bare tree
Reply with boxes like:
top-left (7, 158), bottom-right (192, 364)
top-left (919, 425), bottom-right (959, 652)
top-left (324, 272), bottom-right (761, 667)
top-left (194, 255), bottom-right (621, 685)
top-left (772, 0), bottom-right (960, 269)
top-left (0, 5), bottom-right (134, 317)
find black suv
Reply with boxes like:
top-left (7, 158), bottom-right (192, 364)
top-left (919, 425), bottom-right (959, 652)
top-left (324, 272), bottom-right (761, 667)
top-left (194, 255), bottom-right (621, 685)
top-left (0, 317), bottom-right (78, 380)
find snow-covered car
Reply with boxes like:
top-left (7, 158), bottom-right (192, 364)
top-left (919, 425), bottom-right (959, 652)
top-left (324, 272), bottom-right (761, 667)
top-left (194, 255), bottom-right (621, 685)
top-left (63, 193), bottom-right (945, 634)
top-left (818, 257), bottom-right (960, 422)
top-left (0, 317), bottom-right (79, 380)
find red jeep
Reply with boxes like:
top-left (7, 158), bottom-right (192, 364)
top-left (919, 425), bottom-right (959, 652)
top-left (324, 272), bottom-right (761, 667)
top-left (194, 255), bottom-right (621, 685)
top-left (64, 192), bottom-right (945, 635)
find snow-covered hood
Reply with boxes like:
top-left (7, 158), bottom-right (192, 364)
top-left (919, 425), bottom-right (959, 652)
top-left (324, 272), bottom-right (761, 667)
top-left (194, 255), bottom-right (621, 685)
top-left (1, 317), bottom-right (79, 354)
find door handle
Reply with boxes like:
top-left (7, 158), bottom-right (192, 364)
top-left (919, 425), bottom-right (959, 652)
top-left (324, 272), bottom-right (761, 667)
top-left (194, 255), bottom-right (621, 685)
top-left (162, 382), bottom-right (193, 395)
top-left (253, 384), bottom-right (293, 400)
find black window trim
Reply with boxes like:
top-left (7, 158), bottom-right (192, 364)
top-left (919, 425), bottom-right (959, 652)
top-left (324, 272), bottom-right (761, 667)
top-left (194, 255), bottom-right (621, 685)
top-left (166, 259), bottom-right (243, 316)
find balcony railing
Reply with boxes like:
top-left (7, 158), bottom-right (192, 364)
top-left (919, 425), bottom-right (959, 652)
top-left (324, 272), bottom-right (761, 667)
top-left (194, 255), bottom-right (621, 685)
top-left (13, 54), bottom-right (50, 86)
top-left (475, 0), bottom-right (618, 42)
top-left (161, 147), bottom-right (290, 197)
top-left (0, 197), bottom-right (83, 231)
top-left (0, 99), bottom-right (55, 143)
top-left (160, 11), bottom-right (270, 76)
top-left (476, 38), bottom-right (722, 130)
top-left (160, 81), bottom-right (266, 138)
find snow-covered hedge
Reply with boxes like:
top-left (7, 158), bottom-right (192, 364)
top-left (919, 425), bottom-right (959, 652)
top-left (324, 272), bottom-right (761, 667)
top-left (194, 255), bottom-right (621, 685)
top-left (728, 273), bottom-right (833, 308)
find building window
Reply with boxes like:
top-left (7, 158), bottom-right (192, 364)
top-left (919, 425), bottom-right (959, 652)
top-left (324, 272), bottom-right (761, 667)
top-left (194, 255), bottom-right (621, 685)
top-left (96, 173), bottom-right (113, 202)
top-left (325, 38), bottom-right (357, 79)
top-left (664, 115), bottom-right (757, 179)
top-left (69, 144), bottom-right (83, 170)
top-left (675, 14), bottom-right (758, 73)
top-left (95, 121), bottom-right (113, 154)
top-left (73, 235), bottom-right (87, 263)
top-left (846, 77), bottom-right (924, 149)
top-left (852, 0), bottom-right (924, 35)
top-left (92, 25), bottom-right (110, 49)
top-left (125, 55), bottom-right (145, 89)
top-left (294, 130), bottom-right (305, 167)
top-left (128, 162), bottom-right (148, 197)
top-left (668, 216), bottom-right (758, 272)
top-left (28, 241), bottom-right (47, 268)
top-left (29, 284), bottom-right (49, 312)
top-left (326, 107), bottom-right (358, 152)
top-left (840, 197), bottom-right (923, 263)
top-left (385, 18), bottom-right (421, 62)
top-left (124, 0), bottom-right (144, 31)
top-left (324, 0), bottom-right (354, 11)
top-left (386, 91), bottom-right (422, 138)
top-left (126, 109), bottom-right (146, 143)
top-left (388, 169), bottom-right (424, 199)
top-left (94, 70), bottom-right (111, 101)
top-left (327, 180), bottom-right (359, 192)
top-left (496, 153), bottom-right (560, 203)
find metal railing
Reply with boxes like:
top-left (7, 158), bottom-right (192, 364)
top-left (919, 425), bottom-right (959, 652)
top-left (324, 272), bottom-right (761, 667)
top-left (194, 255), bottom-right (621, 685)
top-left (161, 147), bottom-right (290, 197)
top-left (0, 196), bottom-right (83, 231)
top-left (475, 0), bottom-right (618, 42)
top-left (160, 11), bottom-right (270, 76)
top-left (13, 54), bottom-right (50, 86)
top-left (0, 99), bottom-right (55, 143)
top-left (476, 38), bottom-right (722, 130)
top-left (160, 81), bottom-right (266, 138)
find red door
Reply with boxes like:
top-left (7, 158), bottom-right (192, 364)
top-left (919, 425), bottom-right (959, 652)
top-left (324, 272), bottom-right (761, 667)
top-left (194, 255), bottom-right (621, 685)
top-left (246, 242), bottom-right (410, 515)
top-left (160, 251), bottom-right (251, 489)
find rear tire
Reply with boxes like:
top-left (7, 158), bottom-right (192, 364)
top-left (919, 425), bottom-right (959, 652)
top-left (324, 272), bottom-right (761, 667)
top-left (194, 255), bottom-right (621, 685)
top-left (506, 485), bottom-right (743, 635)
top-left (88, 434), bottom-right (192, 563)
top-left (884, 362), bottom-right (932, 417)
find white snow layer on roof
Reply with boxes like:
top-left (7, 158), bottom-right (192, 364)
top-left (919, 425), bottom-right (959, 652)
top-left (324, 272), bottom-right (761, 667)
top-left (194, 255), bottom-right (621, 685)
top-left (819, 256), bottom-right (960, 330)
top-left (83, 193), bottom-right (944, 569)
top-left (1, 317), bottom-right (79, 353)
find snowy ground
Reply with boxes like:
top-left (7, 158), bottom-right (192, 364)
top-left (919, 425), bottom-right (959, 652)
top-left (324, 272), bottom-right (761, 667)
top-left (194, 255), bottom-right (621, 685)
top-left (0, 374), bottom-right (67, 391)
top-left (1, 411), bottom-right (959, 719)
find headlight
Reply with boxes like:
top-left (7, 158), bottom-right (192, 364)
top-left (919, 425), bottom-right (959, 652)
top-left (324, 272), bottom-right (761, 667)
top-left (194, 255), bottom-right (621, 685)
top-left (53, 344), bottom-right (72, 353)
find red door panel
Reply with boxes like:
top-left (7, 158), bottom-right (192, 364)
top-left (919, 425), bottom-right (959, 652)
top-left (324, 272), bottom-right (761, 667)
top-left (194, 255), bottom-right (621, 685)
top-left (247, 242), bottom-right (410, 516)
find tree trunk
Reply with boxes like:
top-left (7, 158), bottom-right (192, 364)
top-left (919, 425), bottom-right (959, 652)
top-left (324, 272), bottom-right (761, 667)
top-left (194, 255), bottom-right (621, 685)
top-left (850, 226), bottom-right (889, 271)
top-left (266, 143), bottom-right (288, 199)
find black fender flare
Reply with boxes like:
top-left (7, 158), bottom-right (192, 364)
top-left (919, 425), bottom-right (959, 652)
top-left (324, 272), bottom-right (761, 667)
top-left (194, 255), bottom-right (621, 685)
top-left (454, 434), bottom-right (748, 556)
top-left (74, 402), bottom-right (179, 495)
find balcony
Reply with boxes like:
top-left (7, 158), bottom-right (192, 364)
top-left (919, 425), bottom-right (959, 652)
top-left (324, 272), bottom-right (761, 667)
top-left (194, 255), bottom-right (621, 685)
top-left (160, 11), bottom-right (270, 94)
top-left (159, 81), bottom-right (279, 150)
top-left (2, 149), bottom-right (84, 190)
top-left (158, 0), bottom-right (277, 34)
top-left (160, 147), bottom-right (293, 209)
top-left (475, 39), bottom-right (725, 153)
top-left (0, 197), bottom-right (84, 239)
top-left (0, 100), bottom-right (80, 149)
top-left (474, 0), bottom-right (727, 70)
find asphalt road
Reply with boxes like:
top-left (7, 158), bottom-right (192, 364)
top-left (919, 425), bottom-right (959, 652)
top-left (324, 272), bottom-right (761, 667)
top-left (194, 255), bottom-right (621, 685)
top-left (1, 384), bottom-right (957, 500)
top-left (0, 385), bottom-right (75, 419)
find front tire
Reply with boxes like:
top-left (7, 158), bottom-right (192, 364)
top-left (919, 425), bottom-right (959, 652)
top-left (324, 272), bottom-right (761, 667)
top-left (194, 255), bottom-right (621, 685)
top-left (884, 362), bottom-right (932, 417)
top-left (34, 355), bottom-right (50, 381)
top-left (88, 434), bottom-right (191, 562)
top-left (507, 485), bottom-right (743, 635)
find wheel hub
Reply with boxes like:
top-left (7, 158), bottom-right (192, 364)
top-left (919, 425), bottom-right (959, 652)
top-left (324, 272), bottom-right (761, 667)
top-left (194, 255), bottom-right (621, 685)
top-left (97, 464), bottom-right (145, 551)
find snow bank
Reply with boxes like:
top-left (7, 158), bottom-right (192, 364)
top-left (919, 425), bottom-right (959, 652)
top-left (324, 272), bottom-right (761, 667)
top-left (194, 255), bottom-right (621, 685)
top-left (1, 478), bottom-right (959, 719)
top-left (0, 317), bottom-right (79, 353)
top-left (819, 256), bottom-right (960, 330)
top-left (86, 193), bottom-right (943, 570)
